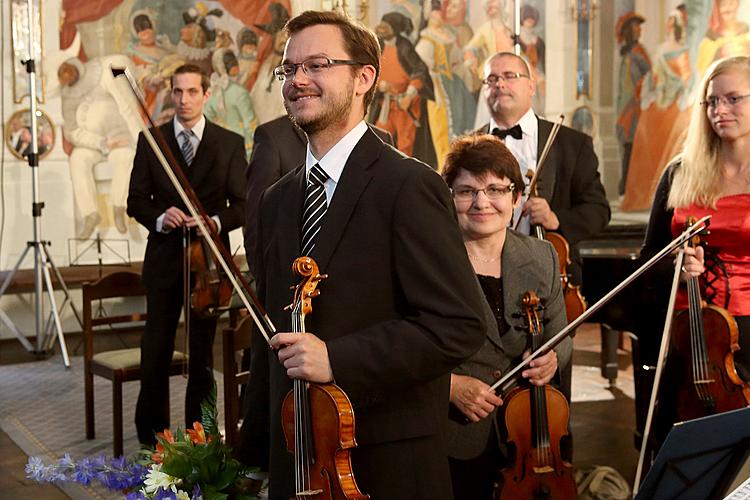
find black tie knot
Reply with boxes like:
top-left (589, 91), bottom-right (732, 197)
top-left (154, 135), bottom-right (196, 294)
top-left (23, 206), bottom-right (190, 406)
top-left (491, 124), bottom-right (523, 140)
top-left (308, 163), bottom-right (329, 186)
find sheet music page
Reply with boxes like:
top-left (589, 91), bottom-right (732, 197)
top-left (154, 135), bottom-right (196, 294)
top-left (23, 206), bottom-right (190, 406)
top-left (725, 475), bottom-right (750, 499)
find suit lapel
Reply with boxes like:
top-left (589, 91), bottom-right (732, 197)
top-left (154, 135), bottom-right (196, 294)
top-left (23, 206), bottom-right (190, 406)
top-left (502, 231), bottom-right (534, 329)
top-left (535, 117), bottom-right (557, 201)
top-left (310, 130), bottom-right (381, 271)
top-left (275, 165), bottom-right (307, 270)
top-left (190, 120), bottom-right (219, 186)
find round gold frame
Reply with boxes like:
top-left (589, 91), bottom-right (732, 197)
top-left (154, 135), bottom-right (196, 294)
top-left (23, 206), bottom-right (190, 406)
top-left (5, 108), bottom-right (55, 161)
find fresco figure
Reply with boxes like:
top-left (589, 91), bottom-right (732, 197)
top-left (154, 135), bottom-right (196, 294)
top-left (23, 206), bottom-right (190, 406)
top-left (59, 56), bottom-right (139, 239)
top-left (622, 5), bottom-right (693, 211)
top-left (416, 4), bottom-right (476, 170)
top-left (126, 10), bottom-right (173, 118)
top-left (463, 0), bottom-right (514, 85)
top-left (175, 5), bottom-right (224, 76)
top-left (205, 48), bottom-right (258, 157)
top-left (441, 0), bottom-right (479, 94)
top-left (236, 27), bottom-right (260, 88)
top-left (519, 4), bottom-right (546, 114)
top-left (370, 12), bottom-right (437, 167)
top-left (697, 0), bottom-right (750, 76)
top-left (249, 3), bottom-right (290, 125)
top-left (465, 0), bottom-right (515, 128)
top-left (616, 12), bottom-right (651, 196)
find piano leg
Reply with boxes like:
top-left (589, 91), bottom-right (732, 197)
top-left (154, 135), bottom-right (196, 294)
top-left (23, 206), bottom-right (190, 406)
top-left (600, 323), bottom-right (620, 386)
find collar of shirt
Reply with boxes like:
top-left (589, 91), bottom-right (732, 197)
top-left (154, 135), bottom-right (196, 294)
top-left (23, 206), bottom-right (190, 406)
top-left (488, 108), bottom-right (538, 145)
top-left (174, 115), bottom-right (206, 142)
top-left (305, 120), bottom-right (368, 202)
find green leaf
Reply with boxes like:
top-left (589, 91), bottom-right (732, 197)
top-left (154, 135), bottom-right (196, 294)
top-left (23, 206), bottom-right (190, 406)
top-left (200, 383), bottom-right (220, 438)
top-left (161, 452), bottom-right (192, 478)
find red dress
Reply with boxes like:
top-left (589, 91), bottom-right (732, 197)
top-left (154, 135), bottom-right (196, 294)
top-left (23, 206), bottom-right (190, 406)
top-left (671, 194), bottom-right (750, 316)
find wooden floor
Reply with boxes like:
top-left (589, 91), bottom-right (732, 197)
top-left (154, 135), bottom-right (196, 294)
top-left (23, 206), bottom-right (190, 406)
top-left (0, 323), bottom-right (639, 499)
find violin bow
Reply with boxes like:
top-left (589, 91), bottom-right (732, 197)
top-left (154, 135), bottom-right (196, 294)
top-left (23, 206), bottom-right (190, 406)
top-left (109, 65), bottom-right (276, 345)
top-left (489, 215), bottom-right (712, 394)
top-left (632, 243), bottom-right (686, 494)
top-left (512, 114), bottom-right (564, 230)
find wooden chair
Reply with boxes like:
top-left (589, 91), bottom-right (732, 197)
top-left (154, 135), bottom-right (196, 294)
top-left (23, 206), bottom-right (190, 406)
top-left (222, 314), bottom-right (252, 448)
top-left (82, 271), bottom-right (187, 457)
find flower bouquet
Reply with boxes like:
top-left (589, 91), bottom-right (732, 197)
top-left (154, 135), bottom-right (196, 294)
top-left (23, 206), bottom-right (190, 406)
top-left (25, 388), bottom-right (259, 500)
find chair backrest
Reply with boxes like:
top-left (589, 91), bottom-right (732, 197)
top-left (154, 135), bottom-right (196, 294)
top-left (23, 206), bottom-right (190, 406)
top-left (222, 314), bottom-right (253, 448)
top-left (81, 271), bottom-right (147, 361)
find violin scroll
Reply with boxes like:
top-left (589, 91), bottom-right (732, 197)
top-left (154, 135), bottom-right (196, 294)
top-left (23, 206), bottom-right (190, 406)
top-left (288, 257), bottom-right (328, 316)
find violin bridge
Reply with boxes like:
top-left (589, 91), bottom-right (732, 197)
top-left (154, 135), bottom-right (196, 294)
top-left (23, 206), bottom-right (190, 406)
top-left (297, 489), bottom-right (324, 496)
top-left (532, 465), bottom-right (554, 474)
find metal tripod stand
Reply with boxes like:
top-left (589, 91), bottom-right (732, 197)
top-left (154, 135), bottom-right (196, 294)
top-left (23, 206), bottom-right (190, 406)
top-left (0, 0), bottom-right (79, 367)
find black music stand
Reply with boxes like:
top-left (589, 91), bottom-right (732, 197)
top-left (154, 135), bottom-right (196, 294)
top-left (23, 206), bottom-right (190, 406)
top-left (635, 406), bottom-right (750, 500)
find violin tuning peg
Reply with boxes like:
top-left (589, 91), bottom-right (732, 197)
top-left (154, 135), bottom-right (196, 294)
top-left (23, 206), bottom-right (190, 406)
top-left (283, 304), bottom-right (292, 311)
top-left (310, 290), bottom-right (321, 297)
top-left (289, 285), bottom-right (296, 291)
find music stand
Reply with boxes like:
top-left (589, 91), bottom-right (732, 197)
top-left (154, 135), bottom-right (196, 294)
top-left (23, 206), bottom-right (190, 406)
top-left (635, 406), bottom-right (750, 500)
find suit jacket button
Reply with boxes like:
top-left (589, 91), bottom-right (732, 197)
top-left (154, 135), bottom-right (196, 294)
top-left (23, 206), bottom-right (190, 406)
top-left (492, 370), bottom-right (502, 379)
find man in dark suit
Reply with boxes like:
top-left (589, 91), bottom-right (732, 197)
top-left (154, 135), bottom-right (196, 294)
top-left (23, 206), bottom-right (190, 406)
top-left (127, 64), bottom-right (246, 446)
top-left (238, 10), bottom-right (485, 499)
top-left (477, 52), bottom-right (610, 282)
top-left (243, 115), bottom-right (392, 265)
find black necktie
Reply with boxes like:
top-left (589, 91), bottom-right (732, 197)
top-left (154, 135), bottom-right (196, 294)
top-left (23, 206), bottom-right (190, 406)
top-left (301, 164), bottom-right (329, 256)
top-left (492, 124), bottom-right (523, 140)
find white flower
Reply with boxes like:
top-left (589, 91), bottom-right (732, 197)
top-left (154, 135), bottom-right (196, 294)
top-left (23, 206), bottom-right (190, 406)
top-left (176, 490), bottom-right (191, 500)
top-left (142, 463), bottom-right (180, 493)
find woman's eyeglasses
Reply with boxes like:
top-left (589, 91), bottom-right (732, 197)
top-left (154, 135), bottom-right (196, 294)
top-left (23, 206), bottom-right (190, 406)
top-left (701, 94), bottom-right (750, 109)
top-left (452, 183), bottom-right (515, 202)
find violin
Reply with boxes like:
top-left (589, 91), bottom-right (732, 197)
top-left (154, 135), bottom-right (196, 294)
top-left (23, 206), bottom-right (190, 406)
top-left (666, 217), bottom-right (750, 421)
top-left (188, 235), bottom-right (233, 318)
top-left (499, 291), bottom-right (577, 500)
top-left (517, 114), bottom-right (586, 324)
top-left (280, 257), bottom-right (369, 500)
top-left (524, 170), bottom-right (587, 325)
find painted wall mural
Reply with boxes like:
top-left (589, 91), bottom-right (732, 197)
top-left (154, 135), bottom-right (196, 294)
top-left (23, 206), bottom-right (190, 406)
top-left (620, 0), bottom-right (750, 212)
top-left (50, 0), bottom-right (549, 239)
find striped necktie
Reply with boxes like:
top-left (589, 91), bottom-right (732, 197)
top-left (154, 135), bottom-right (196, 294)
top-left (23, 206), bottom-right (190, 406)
top-left (180, 129), bottom-right (195, 166)
top-left (301, 163), bottom-right (329, 256)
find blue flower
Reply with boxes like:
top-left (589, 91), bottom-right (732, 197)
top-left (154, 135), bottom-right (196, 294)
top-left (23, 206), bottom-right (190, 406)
top-left (73, 457), bottom-right (95, 486)
top-left (58, 453), bottom-right (75, 469)
top-left (125, 492), bottom-right (148, 500)
top-left (25, 456), bottom-right (46, 482)
top-left (191, 483), bottom-right (202, 500)
top-left (154, 486), bottom-right (178, 500)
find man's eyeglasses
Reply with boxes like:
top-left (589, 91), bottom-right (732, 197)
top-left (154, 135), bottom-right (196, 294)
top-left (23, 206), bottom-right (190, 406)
top-left (273, 57), bottom-right (366, 81)
top-left (701, 94), bottom-right (750, 109)
top-left (452, 183), bottom-right (515, 202)
top-left (482, 72), bottom-right (529, 86)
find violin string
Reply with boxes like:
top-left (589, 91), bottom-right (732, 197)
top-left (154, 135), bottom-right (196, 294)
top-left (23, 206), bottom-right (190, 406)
top-left (688, 277), bottom-right (704, 401)
top-left (292, 311), bottom-right (305, 493)
top-left (688, 276), bottom-right (710, 402)
top-left (693, 277), bottom-right (710, 401)
top-left (531, 313), bottom-right (551, 467)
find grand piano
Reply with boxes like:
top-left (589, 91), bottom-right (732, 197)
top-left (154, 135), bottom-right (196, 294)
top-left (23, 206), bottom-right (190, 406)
top-left (578, 222), bottom-right (671, 445)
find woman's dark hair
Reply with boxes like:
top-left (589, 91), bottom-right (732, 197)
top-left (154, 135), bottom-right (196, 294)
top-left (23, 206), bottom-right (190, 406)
top-left (133, 14), bottom-right (153, 33)
top-left (443, 134), bottom-right (525, 199)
